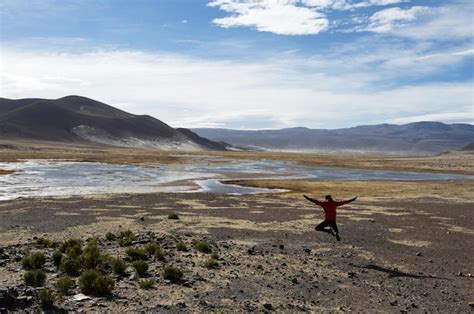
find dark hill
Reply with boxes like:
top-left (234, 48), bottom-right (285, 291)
top-left (192, 122), bottom-right (474, 155)
top-left (0, 96), bottom-right (226, 150)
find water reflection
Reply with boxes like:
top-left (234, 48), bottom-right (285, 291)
top-left (0, 159), bottom-right (471, 200)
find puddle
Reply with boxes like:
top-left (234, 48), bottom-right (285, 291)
top-left (0, 158), bottom-right (472, 200)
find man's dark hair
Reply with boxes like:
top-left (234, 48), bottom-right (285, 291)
top-left (325, 195), bottom-right (332, 200)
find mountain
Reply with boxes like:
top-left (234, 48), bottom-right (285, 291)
top-left (0, 96), bottom-right (227, 150)
top-left (192, 122), bottom-right (474, 154)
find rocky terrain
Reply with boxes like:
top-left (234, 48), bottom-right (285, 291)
top-left (0, 192), bottom-right (473, 312)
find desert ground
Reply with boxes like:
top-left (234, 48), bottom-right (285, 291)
top-left (0, 140), bottom-right (473, 312)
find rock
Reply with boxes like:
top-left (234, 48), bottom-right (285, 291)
top-left (279, 245), bottom-right (284, 250)
top-left (416, 252), bottom-right (422, 256)
top-left (468, 302), bottom-right (474, 308)
top-left (458, 271), bottom-right (463, 276)
top-left (304, 248), bottom-right (311, 254)
top-left (73, 294), bottom-right (92, 301)
top-left (263, 303), bottom-right (273, 310)
top-left (291, 278), bottom-right (298, 284)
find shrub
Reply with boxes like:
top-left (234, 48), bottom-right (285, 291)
top-left (81, 241), bottom-right (101, 269)
top-left (132, 260), bottom-right (149, 277)
top-left (167, 213), bottom-right (179, 220)
top-left (126, 248), bottom-right (147, 261)
top-left (36, 237), bottom-right (52, 247)
top-left (211, 252), bottom-right (219, 260)
top-left (38, 288), bottom-right (55, 309)
top-left (138, 279), bottom-right (154, 290)
top-left (204, 258), bottom-right (218, 269)
top-left (60, 258), bottom-right (81, 276)
top-left (24, 269), bottom-right (46, 287)
top-left (162, 266), bottom-right (183, 283)
top-left (97, 253), bottom-right (111, 272)
top-left (176, 241), bottom-right (188, 252)
top-left (22, 252), bottom-right (46, 270)
top-left (52, 250), bottom-right (62, 268)
top-left (193, 241), bottom-right (211, 254)
top-left (154, 248), bottom-right (166, 261)
top-left (55, 275), bottom-right (74, 296)
top-left (118, 230), bottom-right (136, 247)
top-left (60, 239), bottom-right (83, 258)
top-left (78, 270), bottom-right (114, 296)
top-left (110, 257), bottom-right (127, 275)
top-left (105, 232), bottom-right (115, 241)
top-left (144, 243), bottom-right (160, 255)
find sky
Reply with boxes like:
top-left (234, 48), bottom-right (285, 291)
top-left (0, 0), bottom-right (473, 129)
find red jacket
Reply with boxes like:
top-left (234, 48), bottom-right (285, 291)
top-left (310, 199), bottom-right (351, 221)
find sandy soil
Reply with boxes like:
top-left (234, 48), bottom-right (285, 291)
top-left (0, 191), bottom-right (473, 312)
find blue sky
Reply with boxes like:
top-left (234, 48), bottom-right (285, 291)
top-left (0, 0), bottom-right (472, 129)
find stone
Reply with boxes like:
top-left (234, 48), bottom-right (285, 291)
top-left (263, 303), bottom-right (273, 310)
top-left (73, 294), bottom-right (92, 301)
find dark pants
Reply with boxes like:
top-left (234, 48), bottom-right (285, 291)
top-left (315, 220), bottom-right (339, 234)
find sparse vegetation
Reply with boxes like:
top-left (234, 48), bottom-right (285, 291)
top-left (211, 252), bottom-right (219, 260)
top-left (193, 240), bottom-right (212, 253)
top-left (132, 260), bottom-right (149, 277)
top-left (118, 230), bottom-right (136, 247)
top-left (138, 279), bottom-right (154, 290)
top-left (176, 241), bottom-right (188, 251)
top-left (60, 238), bottom-right (83, 258)
top-left (81, 241), bottom-right (101, 269)
top-left (52, 250), bottom-right (62, 267)
top-left (167, 213), bottom-right (179, 220)
top-left (144, 242), bottom-right (166, 261)
top-left (126, 248), bottom-right (148, 261)
top-left (38, 288), bottom-right (55, 308)
top-left (36, 237), bottom-right (52, 247)
top-left (60, 257), bottom-right (82, 276)
top-left (55, 275), bottom-right (74, 296)
top-left (162, 265), bottom-right (183, 283)
top-left (204, 258), bottom-right (218, 269)
top-left (144, 242), bottom-right (160, 255)
top-left (22, 252), bottom-right (46, 270)
top-left (105, 232), bottom-right (115, 241)
top-left (78, 269), bottom-right (114, 296)
top-left (110, 256), bottom-right (127, 275)
top-left (24, 269), bottom-right (46, 287)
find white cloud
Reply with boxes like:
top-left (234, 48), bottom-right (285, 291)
top-left (359, 0), bottom-right (474, 40)
top-left (303, 0), bottom-right (408, 10)
top-left (207, 0), bottom-right (414, 35)
top-left (388, 112), bottom-right (474, 124)
top-left (208, 0), bottom-right (329, 35)
top-left (364, 6), bottom-right (428, 33)
top-left (1, 45), bottom-right (472, 129)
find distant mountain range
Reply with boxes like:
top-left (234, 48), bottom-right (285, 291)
top-left (0, 96), bottom-right (228, 150)
top-left (2, 95), bottom-right (472, 154)
top-left (193, 123), bottom-right (474, 154)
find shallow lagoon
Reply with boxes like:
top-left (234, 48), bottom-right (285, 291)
top-left (0, 158), bottom-right (472, 200)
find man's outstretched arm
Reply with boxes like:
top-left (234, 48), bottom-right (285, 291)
top-left (337, 196), bottom-right (358, 206)
top-left (347, 196), bottom-right (358, 203)
top-left (303, 195), bottom-right (322, 205)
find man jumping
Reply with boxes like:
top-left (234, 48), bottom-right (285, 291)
top-left (303, 194), bottom-right (357, 241)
